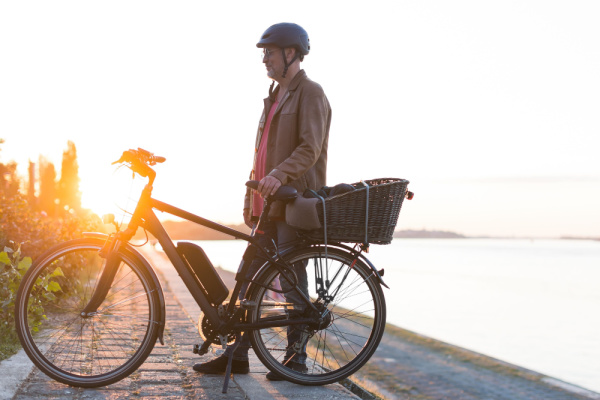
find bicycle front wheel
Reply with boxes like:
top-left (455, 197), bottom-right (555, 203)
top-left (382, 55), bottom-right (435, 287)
top-left (246, 246), bottom-right (386, 385)
top-left (15, 238), bottom-right (161, 387)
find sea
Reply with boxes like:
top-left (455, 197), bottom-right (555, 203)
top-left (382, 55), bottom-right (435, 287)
top-left (183, 238), bottom-right (600, 393)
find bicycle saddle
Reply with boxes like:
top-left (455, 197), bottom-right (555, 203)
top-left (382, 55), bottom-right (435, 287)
top-left (245, 180), bottom-right (298, 202)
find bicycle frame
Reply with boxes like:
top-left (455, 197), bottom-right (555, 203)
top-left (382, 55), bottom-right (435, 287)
top-left (16, 149), bottom-right (395, 393)
top-left (87, 182), bottom-right (320, 337)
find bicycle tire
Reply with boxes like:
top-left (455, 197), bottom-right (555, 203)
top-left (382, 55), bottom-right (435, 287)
top-left (246, 246), bottom-right (386, 385)
top-left (15, 238), bottom-right (161, 388)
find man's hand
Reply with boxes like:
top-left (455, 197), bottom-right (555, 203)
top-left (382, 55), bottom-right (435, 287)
top-left (243, 208), bottom-right (252, 228)
top-left (258, 175), bottom-right (282, 198)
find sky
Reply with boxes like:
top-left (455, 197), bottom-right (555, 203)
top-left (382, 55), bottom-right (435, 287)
top-left (1, 1), bottom-right (599, 238)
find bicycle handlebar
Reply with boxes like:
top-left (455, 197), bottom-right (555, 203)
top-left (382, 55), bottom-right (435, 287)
top-left (113, 148), bottom-right (166, 166)
top-left (113, 148), bottom-right (165, 185)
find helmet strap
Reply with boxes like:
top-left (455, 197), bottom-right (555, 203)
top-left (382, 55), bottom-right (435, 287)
top-left (268, 81), bottom-right (276, 99)
top-left (281, 48), bottom-right (300, 79)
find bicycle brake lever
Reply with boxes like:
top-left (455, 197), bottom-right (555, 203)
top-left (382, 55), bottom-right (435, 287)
top-left (111, 153), bottom-right (127, 165)
top-left (137, 148), bottom-right (152, 157)
top-left (136, 148), bottom-right (166, 165)
top-left (112, 150), bottom-right (136, 165)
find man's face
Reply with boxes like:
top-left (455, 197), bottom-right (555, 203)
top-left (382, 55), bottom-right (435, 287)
top-left (262, 46), bottom-right (283, 80)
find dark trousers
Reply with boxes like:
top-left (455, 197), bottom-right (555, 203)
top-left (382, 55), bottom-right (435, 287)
top-left (229, 220), bottom-right (309, 364)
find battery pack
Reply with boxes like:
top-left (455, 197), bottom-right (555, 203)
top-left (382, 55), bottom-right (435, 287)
top-left (176, 242), bottom-right (229, 306)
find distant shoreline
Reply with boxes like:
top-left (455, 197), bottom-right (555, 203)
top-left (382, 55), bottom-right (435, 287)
top-left (145, 220), bottom-right (599, 241)
top-left (393, 229), bottom-right (466, 239)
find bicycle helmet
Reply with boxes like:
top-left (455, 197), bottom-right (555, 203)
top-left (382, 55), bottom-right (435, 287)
top-left (257, 23), bottom-right (310, 78)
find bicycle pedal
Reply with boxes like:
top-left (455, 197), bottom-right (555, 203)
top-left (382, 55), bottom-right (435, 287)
top-left (192, 342), bottom-right (210, 356)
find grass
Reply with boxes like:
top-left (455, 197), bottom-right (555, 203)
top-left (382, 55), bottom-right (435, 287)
top-left (382, 322), bottom-right (542, 381)
top-left (334, 318), bottom-right (544, 399)
top-left (346, 359), bottom-right (430, 400)
top-left (0, 326), bottom-right (21, 362)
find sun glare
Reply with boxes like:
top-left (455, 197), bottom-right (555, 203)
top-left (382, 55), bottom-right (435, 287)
top-left (80, 165), bottom-right (148, 223)
top-left (80, 183), bottom-right (114, 218)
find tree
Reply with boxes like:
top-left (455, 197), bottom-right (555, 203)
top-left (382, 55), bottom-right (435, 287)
top-left (38, 157), bottom-right (57, 217)
top-left (28, 160), bottom-right (37, 209)
top-left (57, 141), bottom-right (81, 213)
top-left (0, 139), bottom-right (21, 197)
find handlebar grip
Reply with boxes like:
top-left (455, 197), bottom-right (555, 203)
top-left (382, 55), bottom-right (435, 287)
top-left (245, 180), bottom-right (259, 190)
top-left (112, 149), bottom-right (166, 166)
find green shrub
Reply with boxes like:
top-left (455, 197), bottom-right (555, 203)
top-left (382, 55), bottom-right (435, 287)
top-left (0, 193), bottom-right (100, 361)
top-left (0, 244), bottom-right (30, 360)
top-left (0, 245), bottom-right (32, 326)
top-left (0, 325), bottom-right (19, 360)
top-left (0, 243), bottom-right (66, 360)
top-left (0, 193), bottom-right (100, 259)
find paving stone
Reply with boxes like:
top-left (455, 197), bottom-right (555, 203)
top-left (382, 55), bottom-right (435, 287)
top-left (139, 362), bottom-right (181, 371)
top-left (78, 389), bottom-right (133, 400)
top-left (9, 244), bottom-right (597, 400)
top-left (138, 371), bottom-right (183, 384)
top-left (137, 384), bottom-right (186, 397)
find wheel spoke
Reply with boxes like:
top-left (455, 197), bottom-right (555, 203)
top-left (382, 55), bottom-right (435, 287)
top-left (249, 247), bottom-right (385, 385)
top-left (16, 239), bottom-right (159, 387)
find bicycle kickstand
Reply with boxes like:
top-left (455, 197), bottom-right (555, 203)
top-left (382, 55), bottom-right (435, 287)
top-left (222, 335), bottom-right (242, 394)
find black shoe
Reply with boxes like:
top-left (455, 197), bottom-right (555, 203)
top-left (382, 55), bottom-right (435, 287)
top-left (265, 361), bottom-right (308, 381)
top-left (193, 355), bottom-right (250, 374)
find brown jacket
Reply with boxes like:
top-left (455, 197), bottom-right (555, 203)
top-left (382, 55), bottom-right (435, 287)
top-left (245, 70), bottom-right (332, 217)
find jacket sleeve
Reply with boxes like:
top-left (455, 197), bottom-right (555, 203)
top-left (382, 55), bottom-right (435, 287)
top-left (244, 172), bottom-right (252, 210)
top-left (268, 90), bottom-right (330, 184)
top-left (245, 111), bottom-right (265, 210)
top-left (244, 188), bottom-right (251, 210)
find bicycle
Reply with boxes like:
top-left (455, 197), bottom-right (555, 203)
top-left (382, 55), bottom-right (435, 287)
top-left (15, 148), bottom-right (410, 392)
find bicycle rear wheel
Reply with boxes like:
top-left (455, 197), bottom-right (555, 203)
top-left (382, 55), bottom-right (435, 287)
top-left (15, 238), bottom-right (161, 387)
top-left (246, 246), bottom-right (386, 385)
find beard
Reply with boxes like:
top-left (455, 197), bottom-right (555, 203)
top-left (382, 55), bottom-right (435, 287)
top-left (267, 68), bottom-right (278, 80)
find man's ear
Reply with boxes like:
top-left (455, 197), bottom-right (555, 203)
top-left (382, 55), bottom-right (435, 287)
top-left (285, 47), bottom-right (298, 63)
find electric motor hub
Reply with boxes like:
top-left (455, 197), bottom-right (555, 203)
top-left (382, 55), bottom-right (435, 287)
top-left (306, 303), bottom-right (334, 331)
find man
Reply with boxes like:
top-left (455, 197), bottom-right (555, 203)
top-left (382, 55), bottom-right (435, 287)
top-left (193, 22), bottom-right (331, 381)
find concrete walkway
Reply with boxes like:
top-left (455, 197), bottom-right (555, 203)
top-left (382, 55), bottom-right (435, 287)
top-left (1, 245), bottom-right (359, 400)
top-left (2, 243), bottom-right (599, 400)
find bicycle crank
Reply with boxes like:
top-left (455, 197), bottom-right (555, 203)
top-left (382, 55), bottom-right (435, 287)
top-left (198, 314), bottom-right (236, 346)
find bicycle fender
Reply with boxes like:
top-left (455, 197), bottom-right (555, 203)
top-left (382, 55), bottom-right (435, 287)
top-left (246, 244), bottom-right (389, 300)
top-left (83, 232), bottom-right (167, 345)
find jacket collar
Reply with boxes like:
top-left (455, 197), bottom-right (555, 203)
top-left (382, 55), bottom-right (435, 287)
top-left (287, 69), bottom-right (307, 91)
top-left (256, 70), bottom-right (307, 154)
top-left (266, 69), bottom-right (307, 103)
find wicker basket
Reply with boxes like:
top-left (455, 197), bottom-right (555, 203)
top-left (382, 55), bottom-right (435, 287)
top-left (305, 178), bottom-right (410, 245)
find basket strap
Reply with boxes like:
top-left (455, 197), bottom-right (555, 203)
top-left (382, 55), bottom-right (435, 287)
top-left (359, 181), bottom-right (370, 245)
top-left (313, 192), bottom-right (328, 263)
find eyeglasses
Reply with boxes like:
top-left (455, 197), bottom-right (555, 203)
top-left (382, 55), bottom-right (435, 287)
top-left (261, 48), bottom-right (280, 60)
